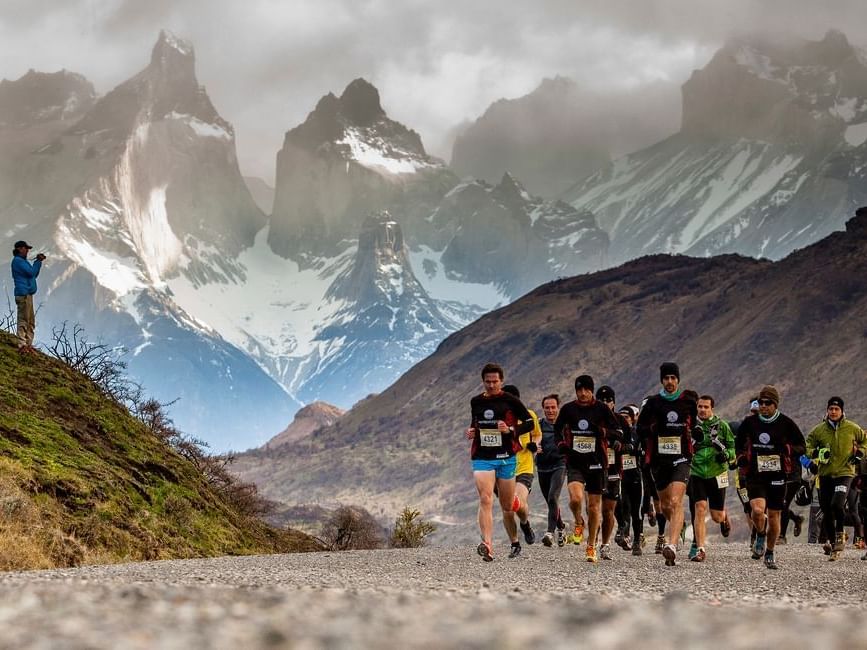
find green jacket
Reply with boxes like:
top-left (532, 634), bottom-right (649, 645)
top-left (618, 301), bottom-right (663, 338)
top-left (690, 415), bottom-right (736, 479)
top-left (806, 418), bottom-right (866, 478)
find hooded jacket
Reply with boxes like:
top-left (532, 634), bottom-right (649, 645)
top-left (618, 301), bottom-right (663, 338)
top-left (806, 417), bottom-right (866, 478)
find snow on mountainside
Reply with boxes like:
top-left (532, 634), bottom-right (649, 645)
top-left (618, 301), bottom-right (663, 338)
top-left (565, 30), bottom-right (867, 264)
top-left (0, 31), bottom-right (296, 450)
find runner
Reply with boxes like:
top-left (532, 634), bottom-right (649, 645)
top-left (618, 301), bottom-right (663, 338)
top-left (616, 404), bottom-right (645, 555)
top-left (502, 384), bottom-right (541, 546)
top-left (732, 398), bottom-right (760, 545)
top-left (466, 363), bottom-right (535, 561)
top-left (687, 395), bottom-right (735, 562)
top-left (736, 385), bottom-right (806, 569)
top-left (636, 362), bottom-right (701, 566)
top-left (536, 394), bottom-right (568, 547)
top-left (555, 374), bottom-right (620, 563)
top-left (804, 396), bottom-right (866, 561)
top-left (596, 385), bottom-right (625, 560)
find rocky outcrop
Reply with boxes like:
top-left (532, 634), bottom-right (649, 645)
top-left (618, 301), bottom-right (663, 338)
top-left (262, 401), bottom-right (345, 450)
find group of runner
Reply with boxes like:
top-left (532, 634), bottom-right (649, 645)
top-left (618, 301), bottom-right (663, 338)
top-left (467, 362), bottom-right (867, 568)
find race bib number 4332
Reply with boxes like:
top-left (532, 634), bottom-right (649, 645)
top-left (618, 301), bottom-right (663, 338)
top-left (757, 454), bottom-right (781, 472)
top-left (658, 436), bottom-right (681, 455)
top-left (573, 436), bottom-right (595, 453)
top-left (479, 429), bottom-right (501, 447)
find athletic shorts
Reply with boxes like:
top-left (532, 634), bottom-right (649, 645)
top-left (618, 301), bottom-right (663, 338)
top-left (747, 478), bottom-right (786, 511)
top-left (566, 465), bottom-right (605, 495)
top-left (689, 475), bottom-right (727, 511)
top-left (652, 461), bottom-right (691, 492)
top-left (516, 473), bottom-right (534, 492)
top-left (472, 456), bottom-right (517, 480)
top-left (604, 476), bottom-right (621, 501)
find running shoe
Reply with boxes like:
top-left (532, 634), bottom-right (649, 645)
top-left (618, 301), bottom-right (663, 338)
top-left (854, 536), bottom-right (866, 550)
top-left (751, 533), bottom-right (766, 560)
top-left (688, 542), bottom-right (698, 561)
top-left (621, 536), bottom-right (632, 551)
top-left (520, 521), bottom-right (535, 545)
top-left (662, 544), bottom-right (676, 566)
top-left (833, 532), bottom-right (845, 553)
top-left (614, 531), bottom-right (624, 548)
top-left (572, 522), bottom-right (585, 545)
top-left (720, 514), bottom-right (731, 538)
top-left (477, 542), bottom-right (493, 562)
top-left (632, 542), bottom-right (643, 556)
top-left (829, 549), bottom-right (840, 562)
top-left (508, 542), bottom-right (522, 559)
top-left (764, 551), bottom-right (778, 569)
top-left (542, 532), bottom-right (554, 547)
top-left (586, 545), bottom-right (598, 563)
top-left (556, 528), bottom-right (566, 547)
top-left (691, 547), bottom-right (706, 562)
top-left (822, 542), bottom-right (832, 555)
top-left (792, 513), bottom-right (803, 537)
top-left (654, 534), bottom-right (665, 554)
top-left (600, 543), bottom-right (612, 560)
top-left (639, 532), bottom-right (647, 548)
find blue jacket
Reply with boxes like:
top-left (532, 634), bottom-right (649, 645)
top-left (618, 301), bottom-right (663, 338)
top-left (11, 255), bottom-right (42, 296)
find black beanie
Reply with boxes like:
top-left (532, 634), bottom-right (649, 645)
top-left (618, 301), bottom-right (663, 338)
top-left (827, 396), bottom-right (844, 410)
top-left (503, 384), bottom-right (520, 398)
top-left (596, 385), bottom-right (615, 401)
top-left (660, 362), bottom-right (680, 381)
top-left (575, 374), bottom-right (594, 392)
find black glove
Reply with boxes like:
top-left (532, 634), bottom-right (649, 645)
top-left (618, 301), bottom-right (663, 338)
top-left (711, 437), bottom-right (726, 453)
top-left (715, 452), bottom-right (728, 464)
top-left (525, 441), bottom-right (538, 453)
top-left (728, 460), bottom-right (738, 471)
top-left (691, 426), bottom-right (704, 443)
top-left (736, 455), bottom-right (749, 469)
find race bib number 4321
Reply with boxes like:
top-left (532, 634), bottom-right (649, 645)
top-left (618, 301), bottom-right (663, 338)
top-left (757, 454), bottom-right (781, 472)
top-left (658, 436), bottom-right (681, 455)
top-left (573, 436), bottom-right (596, 453)
top-left (479, 429), bottom-right (501, 447)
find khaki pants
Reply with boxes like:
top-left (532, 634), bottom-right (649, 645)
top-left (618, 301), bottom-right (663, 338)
top-left (15, 294), bottom-right (35, 348)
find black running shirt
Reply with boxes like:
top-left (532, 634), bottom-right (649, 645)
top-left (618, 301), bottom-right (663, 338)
top-left (469, 392), bottom-right (533, 460)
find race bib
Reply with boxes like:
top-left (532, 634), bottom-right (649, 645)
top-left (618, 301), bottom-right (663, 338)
top-left (757, 454), bottom-right (781, 472)
top-left (737, 487), bottom-right (749, 503)
top-left (607, 448), bottom-right (616, 464)
top-left (479, 429), bottom-right (501, 447)
top-left (573, 436), bottom-right (596, 453)
top-left (658, 436), bottom-right (681, 455)
top-left (622, 456), bottom-right (637, 470)
top-left (716, 472), bottom-right (730, 488)
top-left (835, 484), bottom-right (848, 493)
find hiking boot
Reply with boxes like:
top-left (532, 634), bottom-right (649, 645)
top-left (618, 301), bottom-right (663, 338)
top-left (833, 532), bottom-right (845, 553)
top-left (571, 522), bottom-right (585, 545)
top-left (751, 533), bottom-right (766, 560)
top-left (600, 543), bottom-right (612, 560)
top-left (654, 534), bottom-right (665, 554)
top-left (541, 532), bottom-right (554, 547)
top-left (556, 528), bottom-right (566, 547)
top-left (777, 535), bottom-right (787, 545)
top-left (688, 542), bottom-right (698, 561)
top-left (477, 542), bottom-right (493, 562)
top-left (520, 521), bottom-right (535, 545)
top-left (508, 542), bottom-right (522, 559)
top-left (662, 544), bottom-right (677, 566)
top-left (586, 545), bottom-right (598, 563)
top-left (764, 551), bottom-right (778, 569)
top-left (691, 547), bottom-right (706, 562)
top-left (720, 514), bottom-right (731, 538)
top-left (792, 514), bottom-right (803, 538)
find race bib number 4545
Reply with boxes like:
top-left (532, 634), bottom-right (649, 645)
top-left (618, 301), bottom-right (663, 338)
top-left (573, 436), bottom-right (596, 453)
top-left (658, 436), bottom-right (681, 455)
top-left (479, 429), bottom-right (501, 447)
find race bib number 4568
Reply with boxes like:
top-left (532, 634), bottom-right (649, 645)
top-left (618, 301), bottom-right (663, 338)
top-left (573, 436), bottom-right (596, 453)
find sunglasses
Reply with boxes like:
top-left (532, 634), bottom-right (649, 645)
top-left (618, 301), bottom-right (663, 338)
top-left (601, 397), bottom-right (614, 403)
top-left (757, 399), bottom-right (775, 406)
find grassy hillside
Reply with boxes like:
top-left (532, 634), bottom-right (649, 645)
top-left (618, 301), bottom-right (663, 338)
top-left (0, 331), bottom-right (319, 570)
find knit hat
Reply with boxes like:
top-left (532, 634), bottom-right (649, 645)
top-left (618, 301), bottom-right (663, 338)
top-left (759, 385), bottom-right (780, 405)
top-left (575, 374), bottom-right (594, 392)
top-left (502, 384), bottom-right (520, 398)
top-left (596, 385), bottom-right (615, 402)
top-left (660, 362), bottom-right (680, 381)
top-left (827, 396), bottom-right (844, 410)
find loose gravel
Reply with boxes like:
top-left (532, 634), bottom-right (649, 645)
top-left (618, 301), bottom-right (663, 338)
top-left (0, 542), bottom-right (864, 649)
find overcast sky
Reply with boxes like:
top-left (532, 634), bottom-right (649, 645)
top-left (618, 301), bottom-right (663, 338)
top-left (2, 0), bottom-right (866, 182)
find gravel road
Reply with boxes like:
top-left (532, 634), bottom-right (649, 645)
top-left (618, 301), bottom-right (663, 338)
top-left (1, 542), bottom-right (865, 649)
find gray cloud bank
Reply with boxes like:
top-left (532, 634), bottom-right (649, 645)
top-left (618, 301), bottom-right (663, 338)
top-left (2, 0), bottom-right (866, 182)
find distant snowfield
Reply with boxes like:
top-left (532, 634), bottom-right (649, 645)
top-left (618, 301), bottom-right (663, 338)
top-left (337, 128), bottom-right (435, 175)
top-left (408, 245), bottom-right (506, 310)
